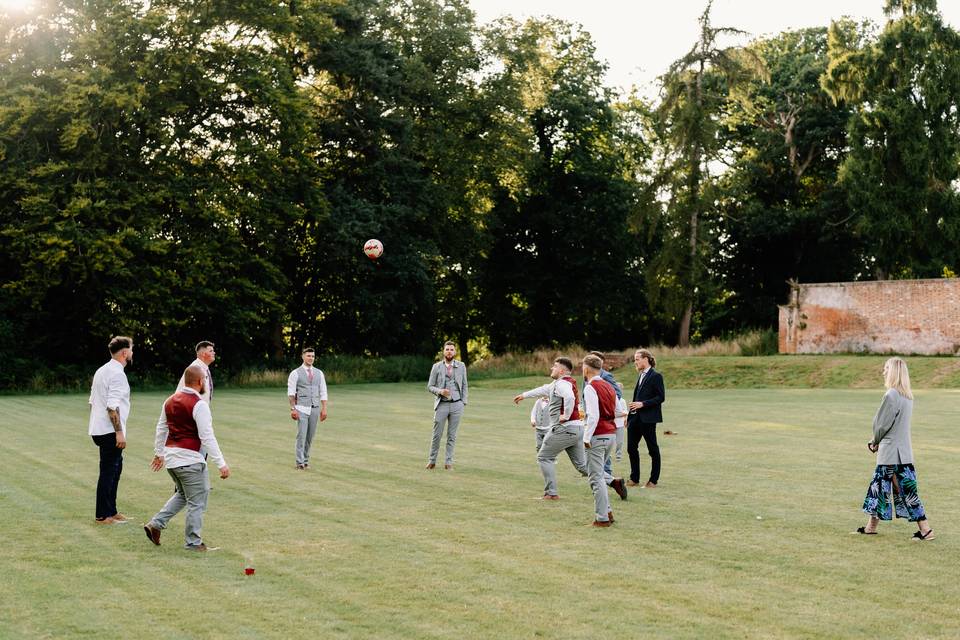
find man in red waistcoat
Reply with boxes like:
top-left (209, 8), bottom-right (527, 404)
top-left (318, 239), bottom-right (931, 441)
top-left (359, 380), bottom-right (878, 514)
top-left (582, 355), bottom-right (618, 527)
top-left (144, 365), bottom-right (230, 551)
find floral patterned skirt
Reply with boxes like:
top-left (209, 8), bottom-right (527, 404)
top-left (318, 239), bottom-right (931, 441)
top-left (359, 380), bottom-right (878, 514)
top-left (862, 464), bottom-right (927, 522)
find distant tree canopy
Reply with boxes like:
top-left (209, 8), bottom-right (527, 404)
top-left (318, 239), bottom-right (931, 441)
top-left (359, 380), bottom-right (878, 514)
top-left (1, 0), bottom-right (958, 386)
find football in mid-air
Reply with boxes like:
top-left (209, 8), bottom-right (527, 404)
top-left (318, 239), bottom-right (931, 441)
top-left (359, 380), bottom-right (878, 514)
top-left (363, 238), bottom-right (383, 260)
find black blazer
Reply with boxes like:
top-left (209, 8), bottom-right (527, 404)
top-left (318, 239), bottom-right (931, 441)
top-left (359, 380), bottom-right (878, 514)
top-left (627, 367), bottom-right (665, 425)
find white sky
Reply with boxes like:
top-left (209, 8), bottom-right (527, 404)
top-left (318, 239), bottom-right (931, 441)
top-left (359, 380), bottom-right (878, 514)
top-left (469, 0), bottom-right (960, 95)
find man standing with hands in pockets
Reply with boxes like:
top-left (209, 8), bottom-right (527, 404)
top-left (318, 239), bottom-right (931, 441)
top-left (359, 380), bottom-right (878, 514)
top-left (426, 341), bottom-right (468, 470)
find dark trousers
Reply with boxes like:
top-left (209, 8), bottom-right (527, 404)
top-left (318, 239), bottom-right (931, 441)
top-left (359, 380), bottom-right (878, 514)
top-left (627, 421), bottom-right (660, 484)
top-left (92, 433), bottom-right (123, 519)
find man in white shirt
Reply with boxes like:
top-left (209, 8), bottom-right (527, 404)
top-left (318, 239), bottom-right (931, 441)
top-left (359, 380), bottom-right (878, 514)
top-left (88, 336), bottom-right (133, 525)
top-left (175, 340), bottom-right (216, 497)
top-left (176, 340), bottom-right (215, 403)
top-left (144, 365), bottom-right (230, 551)
top-left (514, 357), bottom-right (587, 499)
top-left (582, 354), bottom-right (619, 527)
top-left (287, 348), bottom-right (328, 469)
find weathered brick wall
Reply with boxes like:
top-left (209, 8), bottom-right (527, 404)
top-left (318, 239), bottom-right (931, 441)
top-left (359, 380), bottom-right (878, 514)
top-left (778, 279), bottom-right (960, 355)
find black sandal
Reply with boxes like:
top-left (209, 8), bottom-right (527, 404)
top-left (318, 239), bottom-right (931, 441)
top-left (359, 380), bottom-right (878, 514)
top-left (911, 529), bottom-right (935, 541)
top-left (855, 526), bottom-right (878, 535)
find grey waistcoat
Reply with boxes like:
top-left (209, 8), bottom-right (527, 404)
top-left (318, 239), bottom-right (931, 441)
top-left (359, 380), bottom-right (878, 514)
top-left (295, 368), bottom-right (322, 407)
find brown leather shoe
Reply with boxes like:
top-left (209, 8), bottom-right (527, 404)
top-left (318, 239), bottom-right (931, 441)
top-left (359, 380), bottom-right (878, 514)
top-left (626, 480), bottom-right (640, 487)
top-left (95, 516), bottom-right (116, 525)
top-left (143, 524), bottom-right (161, 546)
top-left (607, 511), bottom-right (615, 523)
top-left (425, 463), bottom-right (436, 469)
top-left (610, 478), bottom-right (628, 501)
top-left (112, 513), bottom-right (129, 523)
top-left (643, 481), bottom-right (657, 489)
top-left (444, 464), bottom-right (453, 470)
top-left (187, 544), bottom-right (208, 552)
top-left (591, 519), bottom-right (612, 528)
top-left (542, 494), bottom-right (560, 501)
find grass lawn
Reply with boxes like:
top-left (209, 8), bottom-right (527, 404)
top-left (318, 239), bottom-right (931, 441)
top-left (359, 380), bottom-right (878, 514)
top-left (1, 378), bottom-right (958, 639)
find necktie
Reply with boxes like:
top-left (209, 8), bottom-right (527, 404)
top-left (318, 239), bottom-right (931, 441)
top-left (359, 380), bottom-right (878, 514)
top-left (208, 370), bottom-right (214, 401)
top-left (307, 368), bottom-right (314, 383)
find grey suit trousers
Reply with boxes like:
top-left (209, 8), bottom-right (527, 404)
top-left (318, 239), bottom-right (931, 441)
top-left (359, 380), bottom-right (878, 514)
top-left (537, 423), bottom-right (587, 496)
top-left (149, 462), bottom-right (208, 548)
top-left (587, 435), bottom-right (615, 522)
top-left (429, 400), bottom-right (463, 465)
top-left (296, 408), bottom-right (320, 465)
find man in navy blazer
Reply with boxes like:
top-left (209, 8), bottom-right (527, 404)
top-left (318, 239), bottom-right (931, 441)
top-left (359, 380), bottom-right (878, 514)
top-left (626, 349), bottom-right (665, 488)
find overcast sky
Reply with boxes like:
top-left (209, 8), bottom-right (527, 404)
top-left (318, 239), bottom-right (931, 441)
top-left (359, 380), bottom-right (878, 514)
top-left (469, 0), bottom-right (960, 94)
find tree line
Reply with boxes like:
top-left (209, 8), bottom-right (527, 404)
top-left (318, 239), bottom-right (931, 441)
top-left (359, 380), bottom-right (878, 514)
top-left (1, 0), bottom-right (958, 387)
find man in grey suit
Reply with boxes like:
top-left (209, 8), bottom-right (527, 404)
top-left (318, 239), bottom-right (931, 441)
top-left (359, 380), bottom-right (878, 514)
top-left (426, 341), bottom-right (468, 470)
top-left (287, 347), bottom-right (328, 470)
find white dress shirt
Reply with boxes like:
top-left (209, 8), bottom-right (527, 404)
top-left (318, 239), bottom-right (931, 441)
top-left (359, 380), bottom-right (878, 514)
top-left (614, 396), bottom-right (628, 429)
top-left (521, 378), bottom-right (577, 425)
top-left (88, 359), bottom-right (130, 436)
top-left (153, 387), bottom-right (227, 470)
top-left (582, 375), bottom-right (603, 442)
top-left (286, 365), bottom-right (328, 416)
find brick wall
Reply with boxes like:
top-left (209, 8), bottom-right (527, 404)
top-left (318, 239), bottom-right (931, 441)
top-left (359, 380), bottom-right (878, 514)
top-left (778, 279), bottom-right (960, 355)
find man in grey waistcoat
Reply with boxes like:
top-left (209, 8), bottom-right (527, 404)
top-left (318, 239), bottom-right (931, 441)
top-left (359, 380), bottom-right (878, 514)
top-left (426, 341), bottom-right (468, 470)
top-left (514, 357), bottom-right (588, 500)
top-left (287, 347), bottom-right (328, 470)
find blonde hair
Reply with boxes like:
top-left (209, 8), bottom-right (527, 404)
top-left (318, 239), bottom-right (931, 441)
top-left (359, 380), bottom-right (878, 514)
top-left (883, 357), bottom-right (914, 400)
top-left (635, 349), bottom-right (656, 368)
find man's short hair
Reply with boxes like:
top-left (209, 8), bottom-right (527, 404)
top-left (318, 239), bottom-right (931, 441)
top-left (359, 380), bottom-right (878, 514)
top-left (582, 354), bottom-right (603, 371)
top-left (108, 336), bottom-right (133, 354)
top-left (195, 340), bottom-right (214, 353)
top-left (302, 347), bottom-right (315, 355)
top-left (443, 341), bottom-right (456, 348)
top-left (636, 348), bottom-right (656, 368)
top-left (554, 357), bottom-right (573, 372)
top-left (589, 350), bottom-right (605, 362)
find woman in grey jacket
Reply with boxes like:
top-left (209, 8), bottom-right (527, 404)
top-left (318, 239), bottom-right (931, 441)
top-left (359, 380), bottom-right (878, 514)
top-left (856, 357), bottom-right (935, 540)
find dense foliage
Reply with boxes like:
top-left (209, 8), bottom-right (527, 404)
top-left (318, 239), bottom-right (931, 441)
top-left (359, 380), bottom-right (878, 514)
top-left (1, 0), bottom-right (958, 387)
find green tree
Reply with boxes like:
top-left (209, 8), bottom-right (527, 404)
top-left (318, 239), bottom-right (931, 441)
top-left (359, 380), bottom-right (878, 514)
top-left (479, 18), bottom-right (646, 351)
top-left (715, 27), bottom-right (860, 330)
top-left (0, 0), bottom-right (323, 382)
top-left (290, 0), bottom-right (494, 358)
top-left (650, 1), bottom-right (765, 346)
top-left (823, 0), bottom-right (960, 279)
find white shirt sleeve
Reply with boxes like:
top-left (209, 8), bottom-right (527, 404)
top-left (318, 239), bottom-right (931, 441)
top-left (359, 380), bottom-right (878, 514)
top-left (554, 379), bottom-right (575, 421)
top-left (193, 400), bottom-right (226, 469)
top-left (521, 383), bottom-right (553, 399)
top-left (154, 403), bottom-right (169, 457)
top-left (287, 369), bottom-right (299, 397)
top-left (318, 371), bottom-right (328, 402)
top-left (583, 382), bottom-right (599, 442)
top-left (529, 403), bottom-right (538, 426)
top-left (616, 396), bottom-right (628, 417)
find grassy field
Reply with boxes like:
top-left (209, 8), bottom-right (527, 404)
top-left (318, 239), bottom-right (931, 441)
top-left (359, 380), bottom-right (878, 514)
top-left (2, 376), bottom-right (959, 639)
